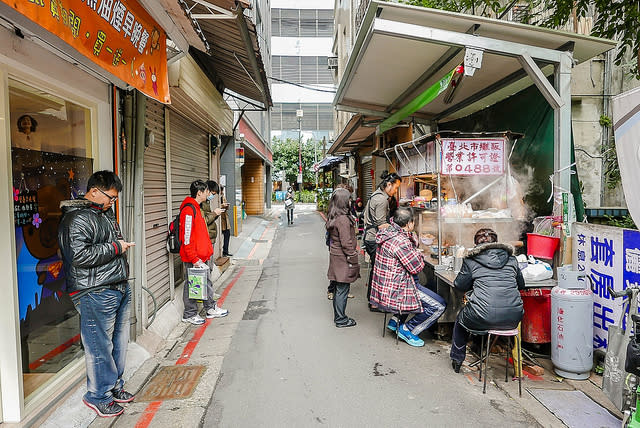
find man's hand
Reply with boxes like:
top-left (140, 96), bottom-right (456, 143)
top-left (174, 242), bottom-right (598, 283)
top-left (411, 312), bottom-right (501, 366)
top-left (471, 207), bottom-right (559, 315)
top-left (118, 240), bottom-right (135, 253)
top-left (378, 223), bottom-right (390, 230)
top-left (214, 208), bottom-right (223, 216)
top-left (194, 260), bottom-right (207, 268)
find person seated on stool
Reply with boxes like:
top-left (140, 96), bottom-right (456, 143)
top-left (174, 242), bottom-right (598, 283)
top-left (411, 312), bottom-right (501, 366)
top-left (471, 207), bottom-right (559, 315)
top-left (450, 228), bottom-right (525, 372)
top-left (369, 207), bottom-right (446, 347)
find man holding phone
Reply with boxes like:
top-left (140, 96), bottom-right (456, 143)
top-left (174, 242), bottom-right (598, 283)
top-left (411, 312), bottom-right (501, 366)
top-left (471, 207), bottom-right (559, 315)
top-left (58, 170), bottom-right (135, 417)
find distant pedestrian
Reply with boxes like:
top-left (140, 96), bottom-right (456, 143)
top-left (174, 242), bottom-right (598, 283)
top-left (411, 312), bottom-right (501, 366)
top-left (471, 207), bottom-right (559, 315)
top-left (285, 187), bottom-right (295, 225)
top-left (58, 170), bottom-right (135, 417)
top-left (220, 186), bottom-right (232, 257)
top-left (326, 188), bottom-right (359, 327)
top-left (370, 207), bottom-right (446, 347)
top-left (179, 179), bottom-right (229, 325)
top-left (450, 228), bottom-right (524, 372)
top-left (362, 171), bottom-right (401, 310)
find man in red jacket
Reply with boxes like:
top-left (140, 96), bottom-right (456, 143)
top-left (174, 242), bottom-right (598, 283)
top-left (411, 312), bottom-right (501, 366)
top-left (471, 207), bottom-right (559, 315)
top-left (180, 179), bottom-right (229, 325)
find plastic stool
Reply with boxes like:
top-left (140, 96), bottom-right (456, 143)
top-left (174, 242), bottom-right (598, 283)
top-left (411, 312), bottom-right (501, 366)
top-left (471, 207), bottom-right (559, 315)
top-left (382, 312), bottom-right (401, 345)
top-left (481, 326), bottom-right (522, 396)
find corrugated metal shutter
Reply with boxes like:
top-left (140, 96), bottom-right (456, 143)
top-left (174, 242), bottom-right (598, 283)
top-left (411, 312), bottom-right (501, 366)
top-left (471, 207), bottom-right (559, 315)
top-left (144, 100), bottom-right (170, 315)
top-left (169, 110), bottom-right (209, 283)
top-left (362, 160), bottom-right (373, 201)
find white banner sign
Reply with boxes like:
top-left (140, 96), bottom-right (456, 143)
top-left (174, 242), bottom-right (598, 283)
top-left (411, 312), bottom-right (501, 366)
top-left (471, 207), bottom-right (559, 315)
top-left (440, 138), bottom-right (505, 175)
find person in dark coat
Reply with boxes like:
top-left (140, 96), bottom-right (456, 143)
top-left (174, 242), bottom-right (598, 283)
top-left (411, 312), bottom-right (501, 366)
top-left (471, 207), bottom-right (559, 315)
top-left (326, 188), bottom-right (360, 327)
top-left (450, 228), bottom-right (525, 372)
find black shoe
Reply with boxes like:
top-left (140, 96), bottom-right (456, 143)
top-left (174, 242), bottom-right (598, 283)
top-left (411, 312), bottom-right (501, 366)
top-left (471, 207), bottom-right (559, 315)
top-left (112, 388), bottom-right (135, 403)
top-left (368, 305), bottom-right (383, 313)
top-left (452, 359), bottom-right (462, 373)
top-left (336, 318), bottom-right (357, 328)
top-left (83, 399), bottom-right (124, 417)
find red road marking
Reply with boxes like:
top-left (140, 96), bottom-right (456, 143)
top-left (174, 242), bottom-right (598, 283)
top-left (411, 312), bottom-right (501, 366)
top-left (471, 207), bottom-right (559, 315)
top-left (247, 224), bottom-right (272, 259)
top-left (29, 333), bottom-right (81, 371)
top-left (135, 266), bottom-right (246, 428)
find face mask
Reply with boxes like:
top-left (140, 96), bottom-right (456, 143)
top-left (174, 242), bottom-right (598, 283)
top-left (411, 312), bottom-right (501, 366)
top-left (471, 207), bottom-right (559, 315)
top-left (207, 194), bottom-right (215, 201)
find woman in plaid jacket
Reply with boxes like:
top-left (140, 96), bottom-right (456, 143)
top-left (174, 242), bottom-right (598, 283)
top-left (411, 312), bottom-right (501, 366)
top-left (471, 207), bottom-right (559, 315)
top-left (370, 207), bottom-right (446, 347)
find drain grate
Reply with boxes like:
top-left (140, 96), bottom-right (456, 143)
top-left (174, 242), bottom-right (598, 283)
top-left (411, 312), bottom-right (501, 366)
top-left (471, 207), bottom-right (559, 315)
top-left (136, 365), bottom-right (205, 402)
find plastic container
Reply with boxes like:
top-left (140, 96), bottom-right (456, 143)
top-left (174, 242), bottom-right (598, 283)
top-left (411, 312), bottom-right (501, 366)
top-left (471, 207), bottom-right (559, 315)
top-left (520, 288), bottom-right (552, 343)
top-left (527, 233), bottom-right (560, 259)
top-left (551, 266), bottom-right (594, 380)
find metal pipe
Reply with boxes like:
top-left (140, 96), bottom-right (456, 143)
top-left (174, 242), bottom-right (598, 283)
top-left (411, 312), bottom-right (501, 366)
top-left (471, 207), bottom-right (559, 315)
top-left (461, 175), bottom-right (504, 205)
top-left (132, 91), bottom-right (146, 337)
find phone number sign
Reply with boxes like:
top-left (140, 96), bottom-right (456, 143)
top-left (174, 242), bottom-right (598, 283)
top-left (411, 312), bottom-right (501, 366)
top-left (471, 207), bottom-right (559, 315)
top-left (440, 138), bottom-right (505, 175)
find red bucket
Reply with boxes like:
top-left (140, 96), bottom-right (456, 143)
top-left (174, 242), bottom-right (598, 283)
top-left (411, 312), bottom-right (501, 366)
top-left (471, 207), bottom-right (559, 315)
top-left (527, 233), bottom-right (560, 259)
top-left (520, 288), bottom-right (552, 343)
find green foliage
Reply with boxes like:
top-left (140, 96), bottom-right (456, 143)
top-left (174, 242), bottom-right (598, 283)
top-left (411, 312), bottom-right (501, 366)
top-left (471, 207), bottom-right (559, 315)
top-left (296, 190), bottom-right (316, 203)
top-left (271, 137), bottom-right (320, 185)
top-left (604, 139), bottom-right (621, 189)
top-left (603, 214), bottom-right (637, 230)
top-left (599, 115), bottom-right (613, 128)
top-left (316, 188), bottom-right (332, 213)
top-left (396, 0), bottom-right (504, 16)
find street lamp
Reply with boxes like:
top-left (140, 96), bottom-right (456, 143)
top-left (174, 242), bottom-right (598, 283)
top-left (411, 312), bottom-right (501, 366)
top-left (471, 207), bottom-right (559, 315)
top-left (296, 109), bottom-right (303, 186)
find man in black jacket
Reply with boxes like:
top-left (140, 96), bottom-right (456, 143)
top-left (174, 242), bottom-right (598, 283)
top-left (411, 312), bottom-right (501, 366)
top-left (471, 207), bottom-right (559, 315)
top-left (450, 228), bottom-right (525, 373)
top-left (58, 171), bottom-right (135, 417)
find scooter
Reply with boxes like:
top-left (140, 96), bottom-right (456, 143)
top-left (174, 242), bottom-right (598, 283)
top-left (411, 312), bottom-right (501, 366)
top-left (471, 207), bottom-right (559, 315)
top-left (609, 286), bottom-right (640, 428)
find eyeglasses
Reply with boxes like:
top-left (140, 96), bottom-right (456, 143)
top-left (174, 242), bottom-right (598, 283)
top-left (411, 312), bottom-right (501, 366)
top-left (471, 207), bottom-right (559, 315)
top-left (96, 188), bottom-right (118, 202)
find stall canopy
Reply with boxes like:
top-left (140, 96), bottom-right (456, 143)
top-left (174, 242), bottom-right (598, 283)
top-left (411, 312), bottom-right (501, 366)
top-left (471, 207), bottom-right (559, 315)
top-left (317, 155), bottom-right (345, 170)
top-left (329, 114), bottom-right (380, 154)
top-left (333, 0), bottom-right (616, 195)
top-left (181, 0), bottom-right (272, 109)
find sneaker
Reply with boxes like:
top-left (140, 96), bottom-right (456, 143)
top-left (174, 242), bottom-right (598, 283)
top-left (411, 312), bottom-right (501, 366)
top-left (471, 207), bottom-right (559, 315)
top-left (112, 388), bottom-right (135, 403)
top-left (397, 324), bottom-right (425, 347)
top-left (182, 314), bottom-right (205, 325)
top-left (206, 305), bottom-right (229, 318)
top-left (452, 359), bottom-right (463, 373)
top-left (83, 399), bottom-right (124, 418)
top-left (387, 317), bottom-right (398, 332)
top-left (327, 292), bottom-right (334, 300)
top-left (347, 293), bottom-right (355, 299)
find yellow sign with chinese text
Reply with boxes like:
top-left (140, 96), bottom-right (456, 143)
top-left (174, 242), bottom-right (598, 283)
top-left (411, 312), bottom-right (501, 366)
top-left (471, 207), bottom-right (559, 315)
top-left (3, 0), bottom-right (170, 103)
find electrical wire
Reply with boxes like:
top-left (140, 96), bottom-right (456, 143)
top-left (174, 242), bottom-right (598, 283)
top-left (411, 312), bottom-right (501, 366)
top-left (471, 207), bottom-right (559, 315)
top-left (268, 76), bottom-right (337, 93)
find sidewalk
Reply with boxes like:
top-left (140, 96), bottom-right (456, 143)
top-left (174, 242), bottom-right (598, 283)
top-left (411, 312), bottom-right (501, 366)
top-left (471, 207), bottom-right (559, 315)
top-left (40, 215), bottom-right (278, 428)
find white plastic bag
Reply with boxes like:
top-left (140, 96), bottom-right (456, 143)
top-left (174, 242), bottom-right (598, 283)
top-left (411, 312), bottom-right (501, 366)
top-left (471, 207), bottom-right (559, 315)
top-left (521, 257), bottom-right (553, 282)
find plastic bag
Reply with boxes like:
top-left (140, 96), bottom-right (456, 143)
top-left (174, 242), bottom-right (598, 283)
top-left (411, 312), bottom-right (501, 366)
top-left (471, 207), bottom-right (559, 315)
top-left (521, 257), bottom-right (553, 281)
top-left (187, 267), bottom-right (208, 300)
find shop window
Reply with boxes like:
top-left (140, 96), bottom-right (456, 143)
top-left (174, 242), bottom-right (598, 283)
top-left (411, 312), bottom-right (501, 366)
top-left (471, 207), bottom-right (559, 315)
top-left (9, 79), bottom-right (93, 399)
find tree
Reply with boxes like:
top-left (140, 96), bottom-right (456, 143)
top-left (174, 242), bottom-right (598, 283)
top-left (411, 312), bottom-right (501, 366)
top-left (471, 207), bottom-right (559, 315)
top-left (271, 137), bottom-right (319, 187)
top-left (397, 0), bottom-right (637, 77)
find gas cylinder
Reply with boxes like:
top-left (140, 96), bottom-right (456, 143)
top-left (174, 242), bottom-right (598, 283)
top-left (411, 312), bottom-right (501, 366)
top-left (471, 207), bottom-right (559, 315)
top-left (551, 265), bottom-right (594, 380)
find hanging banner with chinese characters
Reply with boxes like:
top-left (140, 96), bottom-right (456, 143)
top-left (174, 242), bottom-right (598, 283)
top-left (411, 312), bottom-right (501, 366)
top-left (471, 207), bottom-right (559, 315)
top-left (1, 0), bottom-right (170, 103)
top-left (572, 223), bottom-right (640, 351)
top-left (440, 138), bottom-right (505, 175)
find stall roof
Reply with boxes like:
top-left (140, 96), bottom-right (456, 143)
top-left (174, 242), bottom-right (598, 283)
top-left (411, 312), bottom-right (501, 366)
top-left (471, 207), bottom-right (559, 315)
top-left (328, 114), bottom-right (380, 154)
top-left (184, 0), bottom-right (272, 109)
top-left (317, 155), bottom-right (345, 170)
top-left (334, 1), bottom-right (617, 124)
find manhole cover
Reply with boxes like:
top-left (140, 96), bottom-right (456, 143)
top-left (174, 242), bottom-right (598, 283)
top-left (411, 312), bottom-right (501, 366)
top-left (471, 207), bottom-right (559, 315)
top-left (136, 365), bottom-right (205, 402)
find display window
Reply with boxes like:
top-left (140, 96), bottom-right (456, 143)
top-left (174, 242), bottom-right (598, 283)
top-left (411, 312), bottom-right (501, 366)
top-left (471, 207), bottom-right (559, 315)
top-left (9, 78), bottom-right (94, 398)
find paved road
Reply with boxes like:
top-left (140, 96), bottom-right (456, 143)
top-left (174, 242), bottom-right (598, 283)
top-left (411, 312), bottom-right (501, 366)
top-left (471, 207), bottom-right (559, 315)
top-left (203, 208), bottom-right (539, 427)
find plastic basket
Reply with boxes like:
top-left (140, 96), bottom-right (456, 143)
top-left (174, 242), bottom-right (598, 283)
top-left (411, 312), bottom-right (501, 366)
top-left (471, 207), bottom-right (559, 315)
top-left (526, 233), bottom-right (560, 259)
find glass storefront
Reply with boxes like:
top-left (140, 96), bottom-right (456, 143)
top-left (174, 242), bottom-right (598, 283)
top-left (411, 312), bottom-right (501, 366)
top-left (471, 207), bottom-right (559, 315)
top-left (9, 79), bottom-right (94, 398)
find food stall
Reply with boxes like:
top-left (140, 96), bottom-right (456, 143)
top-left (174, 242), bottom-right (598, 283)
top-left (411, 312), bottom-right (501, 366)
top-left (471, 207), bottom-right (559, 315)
top-left (384, 130), bottom-right (557, 323)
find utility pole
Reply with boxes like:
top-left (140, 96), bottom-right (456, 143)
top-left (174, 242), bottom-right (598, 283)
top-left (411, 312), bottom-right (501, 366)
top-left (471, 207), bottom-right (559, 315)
top-left (296, 109), bottom-right (303, 188)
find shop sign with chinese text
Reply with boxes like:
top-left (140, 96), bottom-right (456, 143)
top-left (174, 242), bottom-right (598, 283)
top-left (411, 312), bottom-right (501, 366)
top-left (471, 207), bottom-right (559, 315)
top-left (572, 223), bottom-right (640, 351)
top-left (2, 0), bottom-right (170, 103)
top-left (440, 138), bottom-right (504, 175)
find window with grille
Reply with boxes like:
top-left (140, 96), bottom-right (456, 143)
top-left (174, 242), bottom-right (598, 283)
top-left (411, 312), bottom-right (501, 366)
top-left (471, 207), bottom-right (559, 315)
top-left (271, 9), bottom-right (334, 38)
top-left (271, 103), bottom-right (334, 132)
top-left (272, 56), bottom-right (336, 85)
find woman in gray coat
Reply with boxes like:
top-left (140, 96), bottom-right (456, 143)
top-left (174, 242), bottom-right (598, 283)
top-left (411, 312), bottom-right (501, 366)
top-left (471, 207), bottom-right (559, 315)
top-left (326, 188), bottom-right (360, 327)
top-left (450, 228), bottom-right (525, 372)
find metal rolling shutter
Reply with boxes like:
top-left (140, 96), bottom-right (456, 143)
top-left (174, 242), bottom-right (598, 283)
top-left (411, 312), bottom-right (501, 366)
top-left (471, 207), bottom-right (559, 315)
top-left (144, 100), bottom-right (170, 315)
top-left (362, 160), bottom-right (373, 201)
top-left (169, 111), bottom-right (209, 283)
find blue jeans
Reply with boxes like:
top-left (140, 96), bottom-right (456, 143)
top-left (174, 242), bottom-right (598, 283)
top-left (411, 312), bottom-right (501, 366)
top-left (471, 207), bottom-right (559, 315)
top-left (76, 285), bottom-right (130, 405)
top-left (401, 283), bottom-right (447, 335)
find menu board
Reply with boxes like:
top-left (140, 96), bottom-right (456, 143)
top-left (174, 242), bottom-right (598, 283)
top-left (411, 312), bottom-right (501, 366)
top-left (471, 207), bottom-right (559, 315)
top-left (440, 138), bottom-right (505, 175)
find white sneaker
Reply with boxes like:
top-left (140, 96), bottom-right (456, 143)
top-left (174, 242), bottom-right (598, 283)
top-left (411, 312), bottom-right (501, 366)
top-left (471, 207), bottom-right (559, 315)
top-left (206, 305), bottom-right (229, 318)
top-left (182, 314), bottom-right (205, 325)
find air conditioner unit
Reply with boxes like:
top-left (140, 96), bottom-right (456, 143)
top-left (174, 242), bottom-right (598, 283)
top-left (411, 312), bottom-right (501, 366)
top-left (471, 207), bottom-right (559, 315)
top-left (328, 56), bottom-right (338, 70)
